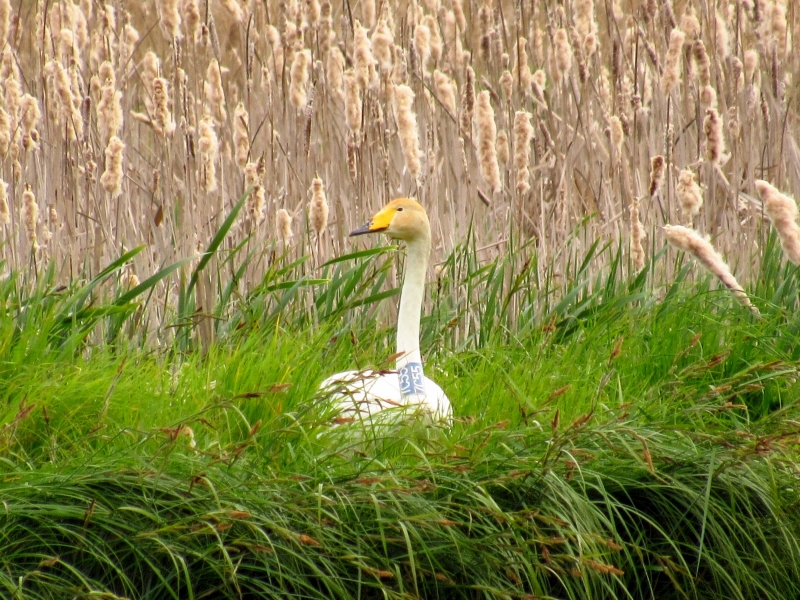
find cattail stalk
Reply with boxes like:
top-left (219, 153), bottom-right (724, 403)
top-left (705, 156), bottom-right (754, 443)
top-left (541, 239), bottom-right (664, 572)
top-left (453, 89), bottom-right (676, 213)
top-left (513, 111), bottom-right (533, 194)
top-left (308, 177), bottom-right (329, 235)
top-left (476, 90), bottom-right (501, 194)
top-left (630, 199), bottom-right (646, 270)
top-left (198, 115), bottom-right (219, 192)
top-left (233, 102), bottom-right (249, 168)
top-left (100, 136), bottom-right (125, 197)
top-left (393, 84), bottom-right (422, 182)
top-left (677, 169), bottom-right (703, 225)
top-left (649, 156), bottom-right (665, 196)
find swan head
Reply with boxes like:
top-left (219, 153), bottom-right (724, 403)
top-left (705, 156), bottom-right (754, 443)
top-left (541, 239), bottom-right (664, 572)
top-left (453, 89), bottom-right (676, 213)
top-left (350, 198), bottom-right (430, 242)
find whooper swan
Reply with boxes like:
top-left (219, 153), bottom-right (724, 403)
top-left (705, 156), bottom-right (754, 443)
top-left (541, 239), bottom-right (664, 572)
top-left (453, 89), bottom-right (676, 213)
top-left (319, 198), bottom-right (452, 422)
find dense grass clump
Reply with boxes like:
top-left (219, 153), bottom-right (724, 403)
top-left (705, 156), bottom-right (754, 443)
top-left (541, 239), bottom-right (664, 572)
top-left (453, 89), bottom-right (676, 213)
top-left (2, 235), bottom-right (800, 599)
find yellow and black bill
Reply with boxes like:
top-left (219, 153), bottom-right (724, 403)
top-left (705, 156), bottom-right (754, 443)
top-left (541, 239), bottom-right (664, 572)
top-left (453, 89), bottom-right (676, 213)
top-left (349, 209), bottom-right (393, 237)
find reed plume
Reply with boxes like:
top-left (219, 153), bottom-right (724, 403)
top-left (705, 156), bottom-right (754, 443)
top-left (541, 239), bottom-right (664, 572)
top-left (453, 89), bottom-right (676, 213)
top-left (513, 110), bottom-right (533, 194)
top-left (393, 84), bottom-right (422, 182)
top-left (676, 169), bottom-right (703, 225)
top-left (476, 90), bottom-right (501, 194)
top-left (664, 225), bottom-right (758, 314)
top-left (756, 180), bottom-right (800, 265)
top-left (100, 136), bottom-right (125, 198)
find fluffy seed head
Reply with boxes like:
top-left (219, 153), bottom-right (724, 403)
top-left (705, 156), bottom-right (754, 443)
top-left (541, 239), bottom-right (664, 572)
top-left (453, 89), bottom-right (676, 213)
top-left (630, 198), bottom-right (646, 270)
top-left (649, 156), bottom-right (665, 196)
top-left (664, 225), bottom-right (757, 313)
top-left (393, 84), bottom-right (422, 182)
top-left (289, 49), bottom-right (311, 109)
top-left (513, 110), bottom-right (534, 194)
top-left (662, 28), bottom-right (685, 94)
top-left (233, 102), bottom-right (249, 168)
top-left (756, 180), bottom-right (800, 264)
top-left (476, 90), bottom-right (501, 194)
top-left (308, 177), bottom-right (329, 235)
top-left (0, 178), bottom-right (8, 224)
top-left (676, 169), bottom-right (703, 224)
top-left (703, 108), bottom-right (725, 164)
top-left (277, 208), bottom-right (293, 241)
top-left (100, 136), bottom-right (125, 197)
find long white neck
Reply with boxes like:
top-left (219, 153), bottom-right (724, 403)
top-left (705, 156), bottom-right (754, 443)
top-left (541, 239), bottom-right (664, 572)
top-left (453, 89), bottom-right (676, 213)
top-left (396, 234), bottom-right (430, 370)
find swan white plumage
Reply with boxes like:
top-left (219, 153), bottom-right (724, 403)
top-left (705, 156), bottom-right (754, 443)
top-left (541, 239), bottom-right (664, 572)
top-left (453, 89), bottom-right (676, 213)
top-left (319, 198), bottom-right (452, 423)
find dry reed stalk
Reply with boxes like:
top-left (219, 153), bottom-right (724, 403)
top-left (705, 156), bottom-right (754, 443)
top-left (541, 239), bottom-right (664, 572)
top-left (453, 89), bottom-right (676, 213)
top-left (664, 225), bottom-right (758, 313)
top-left (676, 168), bottom-right (703, 225)
top-left (233, 103), bottom-right (249, 168)
top-left (755, 180), bottom-right (800, 264)
top-left (460, 65), bottom-right (475, 136)
top-left (609, 116), bottom-right (624, 156)
top-left (513, 110), bottom-right (533, 195)
top-left (476, 90), bottom-right (501, 194)
top-left (630, 198), bottom-right (646, 270)
top-left (393, 84), bottom-right (422, 182)
top-left (513, 37), bottom-right (533, 97)
top-left (0, 0), bottom-right (9, 50)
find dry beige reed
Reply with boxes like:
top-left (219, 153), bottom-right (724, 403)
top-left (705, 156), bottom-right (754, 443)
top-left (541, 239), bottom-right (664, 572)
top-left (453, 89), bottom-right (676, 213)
top-left (476, 90), bottom-right (501, 194)
top-left (393, 84), bottom-right (422, 182)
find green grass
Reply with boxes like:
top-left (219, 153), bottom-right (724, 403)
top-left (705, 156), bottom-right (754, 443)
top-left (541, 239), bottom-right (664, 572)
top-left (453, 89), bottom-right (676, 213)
top-left (2, 229), bottom-right (800, 598)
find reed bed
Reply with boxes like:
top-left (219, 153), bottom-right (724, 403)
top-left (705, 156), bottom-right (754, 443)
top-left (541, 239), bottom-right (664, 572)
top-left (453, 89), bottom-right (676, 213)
top-left (0, 0), bottom-right (796, 345)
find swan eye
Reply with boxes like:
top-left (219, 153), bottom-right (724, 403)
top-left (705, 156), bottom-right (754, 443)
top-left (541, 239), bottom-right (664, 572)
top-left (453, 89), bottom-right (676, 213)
top-left (396, 207), bottom-right (404, 212)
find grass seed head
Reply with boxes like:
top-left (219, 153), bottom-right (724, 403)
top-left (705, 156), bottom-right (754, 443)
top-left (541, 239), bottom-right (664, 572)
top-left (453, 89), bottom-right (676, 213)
top-left (181, 0), bottom-right (200, 42)
top-left (756, 180), bottom-right (800, 264)
top-left (664, 225), bottom-right (757, 313)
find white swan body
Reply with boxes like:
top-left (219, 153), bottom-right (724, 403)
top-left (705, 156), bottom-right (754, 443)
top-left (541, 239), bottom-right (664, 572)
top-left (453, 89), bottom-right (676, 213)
top-left (319, 198), bottom-right (452, 423)
top-left (319, 369), bottom-right (452, 422)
